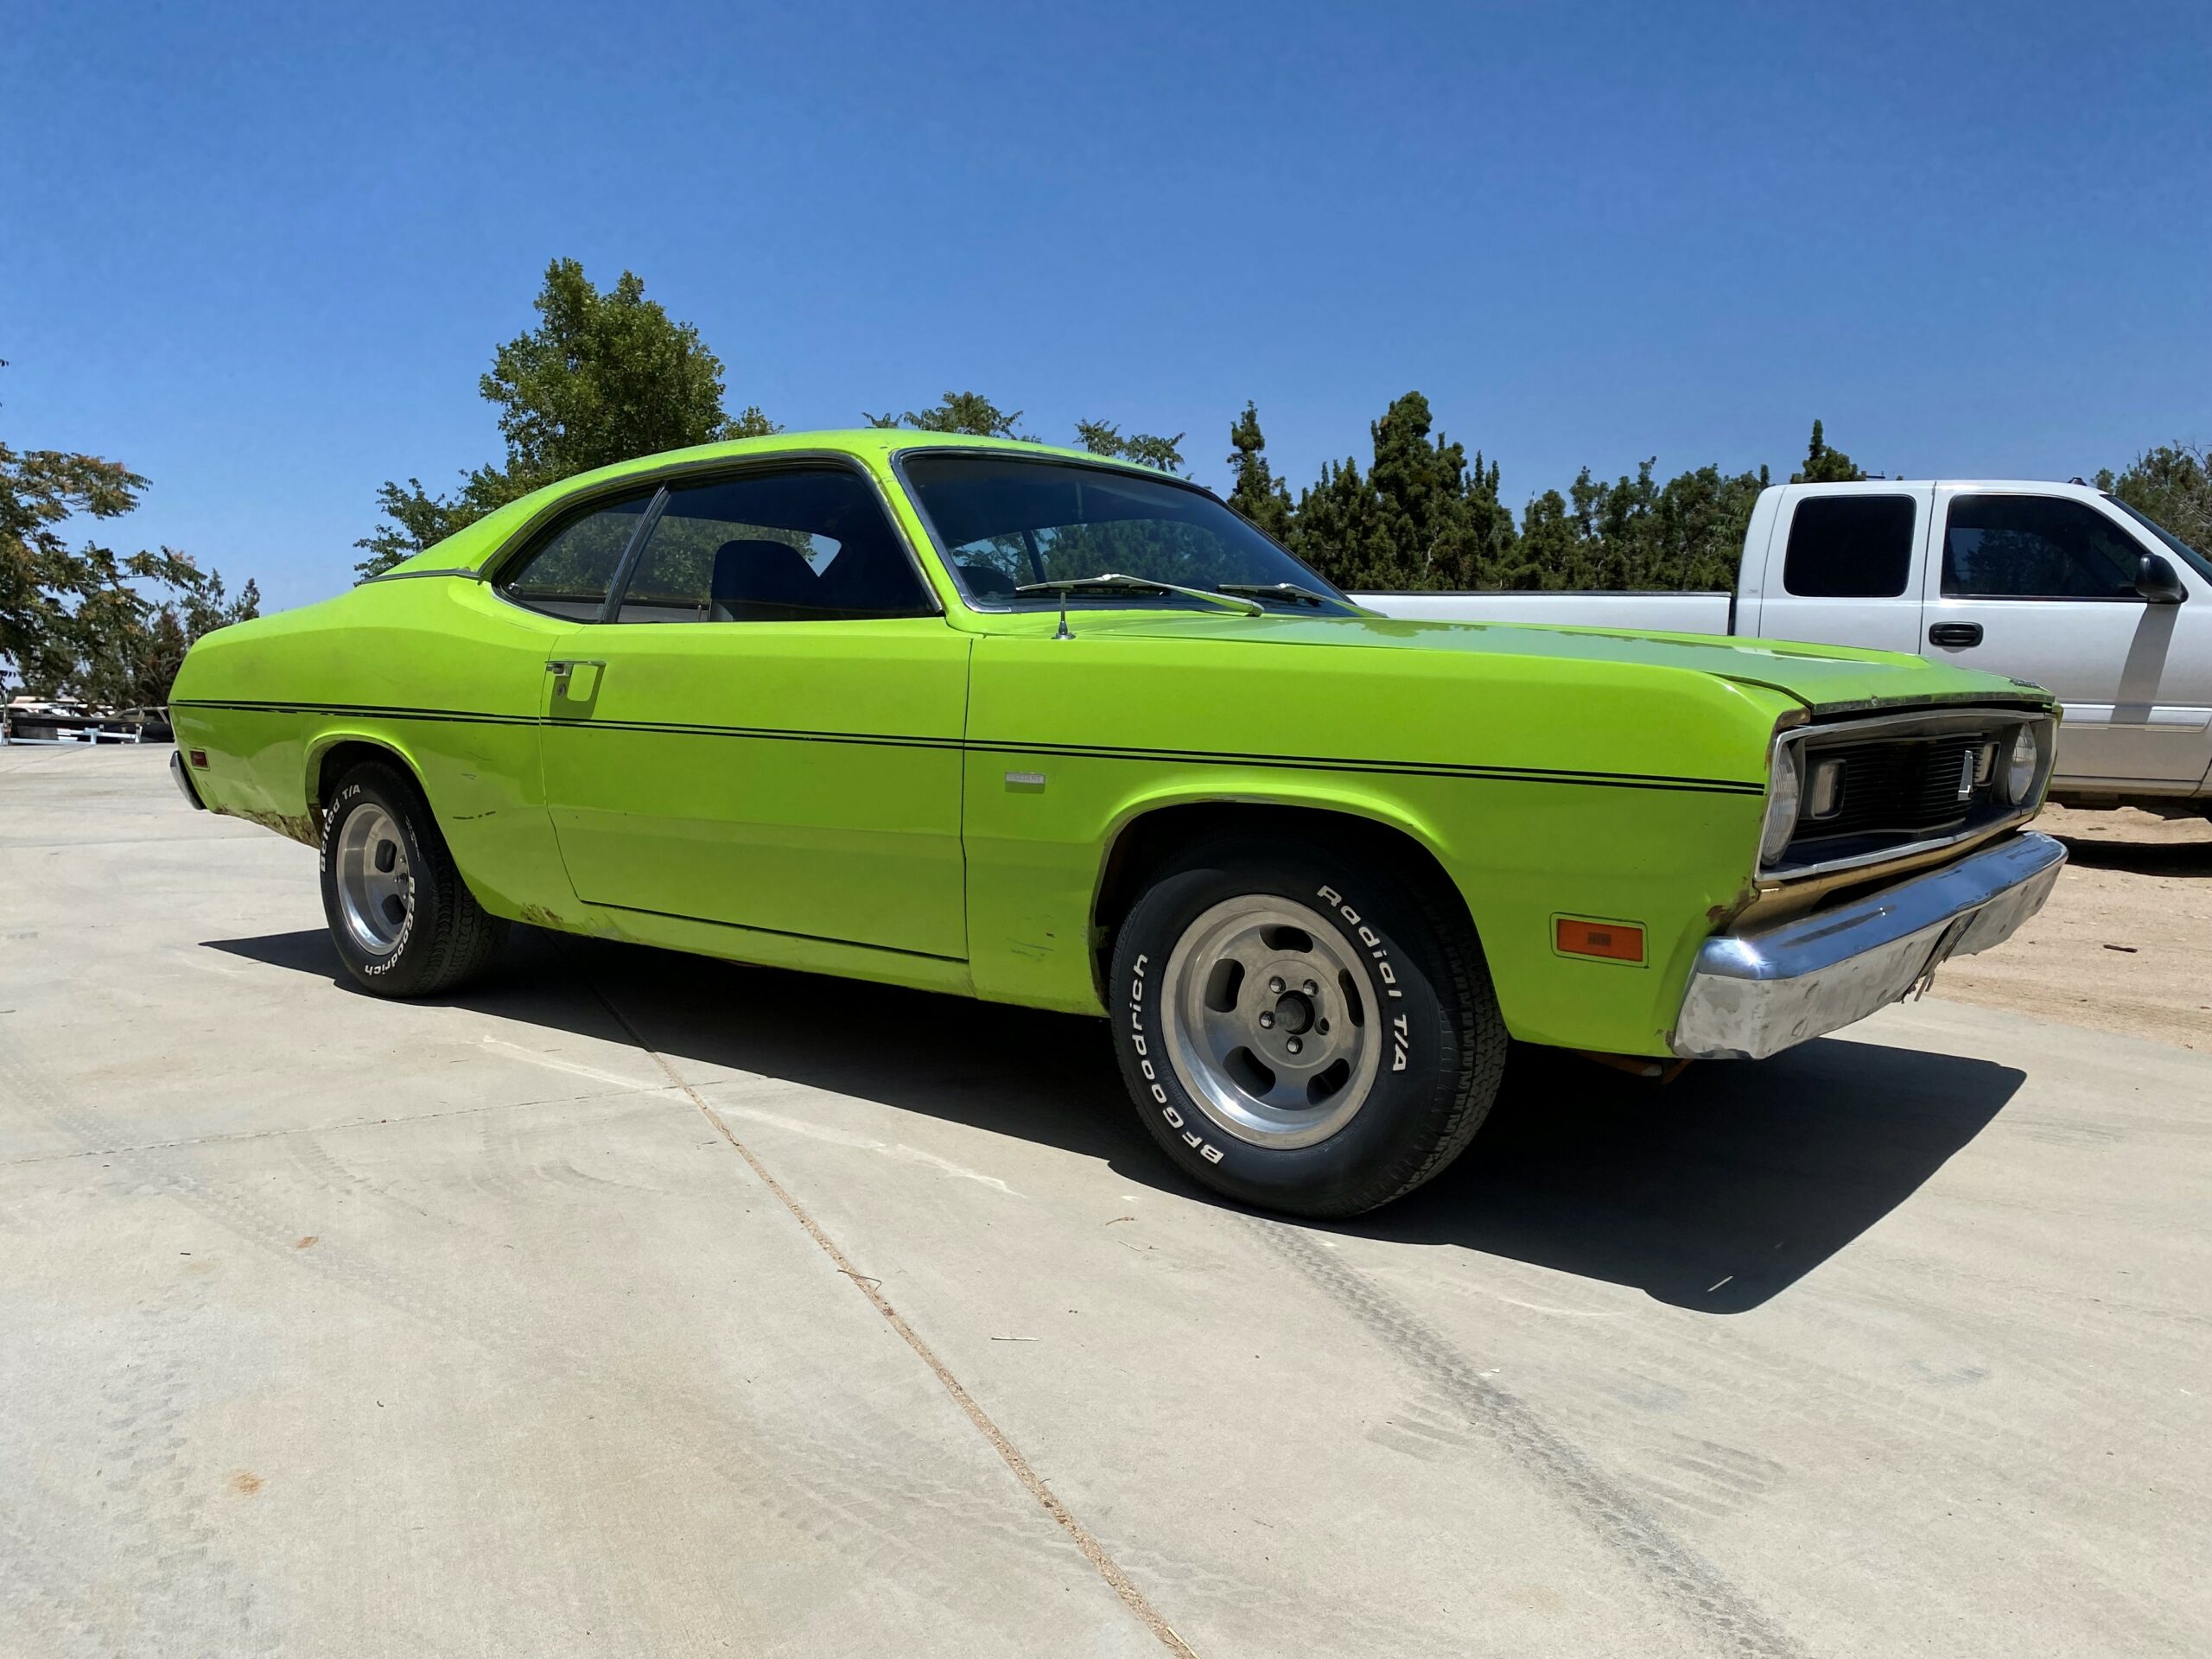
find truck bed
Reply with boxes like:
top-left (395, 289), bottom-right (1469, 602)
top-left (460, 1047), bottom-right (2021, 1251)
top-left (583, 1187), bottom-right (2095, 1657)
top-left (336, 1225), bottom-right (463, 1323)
top-left (1354, 590), bottom-right (1735, 636)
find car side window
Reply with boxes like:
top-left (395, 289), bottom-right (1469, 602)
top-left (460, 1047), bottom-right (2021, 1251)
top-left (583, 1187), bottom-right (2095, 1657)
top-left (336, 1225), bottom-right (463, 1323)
top-left (495, 491), bottom-right (655, 620)
top-left (610, 467), bottom-right (932, 623)
top-left (1942, 494), bottom-right (2142, 600)
top-left (1781, 496), bottom-right (1916, 598)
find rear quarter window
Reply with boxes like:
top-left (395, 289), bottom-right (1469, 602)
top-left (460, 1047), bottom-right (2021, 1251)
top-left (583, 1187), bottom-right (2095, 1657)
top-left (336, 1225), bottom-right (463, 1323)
top-left (1782, 496), bottom-right (1916, 598)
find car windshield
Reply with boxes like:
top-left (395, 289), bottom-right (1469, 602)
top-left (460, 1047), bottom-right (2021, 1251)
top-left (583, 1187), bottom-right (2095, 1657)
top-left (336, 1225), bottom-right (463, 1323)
top-left (900, 451), bottom-right (1356, 611)
top-left (2107, 497), bottom-right (2212, 585)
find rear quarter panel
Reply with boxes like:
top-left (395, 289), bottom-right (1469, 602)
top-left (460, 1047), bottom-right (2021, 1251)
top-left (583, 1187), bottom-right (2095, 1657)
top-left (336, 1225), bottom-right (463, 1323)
top-left (168, 578), bottom-right (573, 918)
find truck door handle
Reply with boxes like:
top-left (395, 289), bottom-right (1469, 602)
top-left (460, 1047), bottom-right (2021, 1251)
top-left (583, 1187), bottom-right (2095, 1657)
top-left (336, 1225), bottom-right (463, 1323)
top-left (1927, 623), bottom-right (1983, 649)
top-left (547, 658), bottom-right (605, 690)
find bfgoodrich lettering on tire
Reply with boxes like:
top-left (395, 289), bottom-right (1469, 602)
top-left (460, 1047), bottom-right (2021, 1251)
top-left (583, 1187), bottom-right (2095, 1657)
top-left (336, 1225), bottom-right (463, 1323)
top-left (1109, 833), bottom-right (1507, 1217)
top-left (319, 760), bottom-right (506, 997)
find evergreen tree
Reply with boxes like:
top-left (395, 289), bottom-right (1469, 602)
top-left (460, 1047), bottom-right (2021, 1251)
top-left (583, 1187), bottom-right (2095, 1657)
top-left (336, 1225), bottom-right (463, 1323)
top-left (1289, 457), bottom-right (1378, 589)
top-left (1791, 419), bottom-right (1865, 483)
top-left (1224, 403), bottom-right (1295, 544)
top-left (1365, 392), bottom-right (1478, 589)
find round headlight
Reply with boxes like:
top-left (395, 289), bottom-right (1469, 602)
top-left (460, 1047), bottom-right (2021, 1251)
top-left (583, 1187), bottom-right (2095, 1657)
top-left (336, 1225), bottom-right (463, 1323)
top-left (1760, 749), bottom-right (1802, 865)
top-left (2004, 725), bottom-right (2039, 803)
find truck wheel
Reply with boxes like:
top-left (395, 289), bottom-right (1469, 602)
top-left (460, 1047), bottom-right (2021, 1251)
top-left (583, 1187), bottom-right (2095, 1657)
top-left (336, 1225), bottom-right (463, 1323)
top-left (320, 761), bottom-right (506, 996)
top-left (1109, 835), bottom-right (1507, 1217)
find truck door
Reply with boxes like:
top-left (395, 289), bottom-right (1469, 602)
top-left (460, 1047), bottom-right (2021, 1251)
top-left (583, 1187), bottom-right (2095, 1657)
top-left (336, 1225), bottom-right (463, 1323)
top-left (1740, 484), bottom-right (1931, 655)
top-left (1920, 486), bottom-right (2212, 789)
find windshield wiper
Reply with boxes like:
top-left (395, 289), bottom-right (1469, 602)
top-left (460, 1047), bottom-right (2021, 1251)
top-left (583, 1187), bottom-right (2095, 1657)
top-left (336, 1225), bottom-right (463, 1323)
top-left (1014, 573), bottom-right (1263, 616)
top-left (1216, 581), bottom-right (1350, 609)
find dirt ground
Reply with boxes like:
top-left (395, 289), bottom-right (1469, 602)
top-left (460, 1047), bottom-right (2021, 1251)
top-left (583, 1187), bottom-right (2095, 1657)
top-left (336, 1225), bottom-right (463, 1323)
top-left (1934, 801), bottom-right (2212, 1052)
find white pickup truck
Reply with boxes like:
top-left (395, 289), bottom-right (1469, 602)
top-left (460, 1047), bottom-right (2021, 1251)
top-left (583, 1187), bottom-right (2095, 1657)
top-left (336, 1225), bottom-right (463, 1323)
top-left (1361, 479), bottom-right (2212, 812)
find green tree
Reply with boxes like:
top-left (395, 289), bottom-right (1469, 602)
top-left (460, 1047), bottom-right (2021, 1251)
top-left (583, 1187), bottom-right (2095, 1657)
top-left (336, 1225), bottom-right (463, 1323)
top-left (1791, 419), bottom-right (1865, 483)
top-left (1504, 488), bottom-right (1581, 590)
top-left (357, 258), bottom-right (774, 579)
top-left (1073, 418), bottom-right (1186, 474)
top-left (1224, 403), bottom-right (1295, 543)
top-left (1289, 456), bottom-right (1379, 589)
top-left (3, 411), bottom-right (257, 702)
top-left (2098, 442), bottom-right (2211, 553)
top-left (864, 391), bottom-right (1026, 438)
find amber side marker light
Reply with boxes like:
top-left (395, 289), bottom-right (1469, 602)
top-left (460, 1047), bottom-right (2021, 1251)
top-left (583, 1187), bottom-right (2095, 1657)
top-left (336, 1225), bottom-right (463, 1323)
top-left (1556, 918), bottom-right (1644, 963)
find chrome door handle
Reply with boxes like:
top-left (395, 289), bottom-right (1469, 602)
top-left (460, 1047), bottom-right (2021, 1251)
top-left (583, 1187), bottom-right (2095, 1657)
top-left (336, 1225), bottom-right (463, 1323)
top-left (547, 658), bottom-right (606, 688)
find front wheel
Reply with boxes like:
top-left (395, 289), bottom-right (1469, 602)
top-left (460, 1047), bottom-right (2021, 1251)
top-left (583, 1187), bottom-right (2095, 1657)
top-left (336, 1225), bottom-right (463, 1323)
top-left (319, 761), bottom-right (506, 996)
top-left (1109, 836), bottom-right (1507, 1217)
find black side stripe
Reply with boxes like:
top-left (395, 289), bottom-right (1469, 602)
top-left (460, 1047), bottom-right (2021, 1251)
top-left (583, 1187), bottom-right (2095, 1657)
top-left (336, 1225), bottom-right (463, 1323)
top-left (168, 698), bottom-right (1765, 797)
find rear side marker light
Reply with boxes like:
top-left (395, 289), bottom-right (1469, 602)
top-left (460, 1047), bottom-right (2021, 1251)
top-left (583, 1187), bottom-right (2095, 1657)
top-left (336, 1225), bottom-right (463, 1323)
top-left (1556, 918), bottom-right (1644, 963)
top-left (188, 750), bottom-right (209, 769)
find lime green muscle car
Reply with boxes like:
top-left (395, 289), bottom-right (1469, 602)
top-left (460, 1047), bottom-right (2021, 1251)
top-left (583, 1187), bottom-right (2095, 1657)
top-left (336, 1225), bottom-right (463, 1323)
top-left (168, 431), bottom-right (2065, 1216)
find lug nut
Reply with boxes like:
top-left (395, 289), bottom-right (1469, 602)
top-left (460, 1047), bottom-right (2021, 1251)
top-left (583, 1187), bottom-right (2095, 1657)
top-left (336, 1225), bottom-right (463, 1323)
top-left (1268, 977), bottom-right (1286, 995)
top-left (1302, 979), bottom-right (1318, 995)
top-left (1287, 1037), bottom-right (1303, 1055)
top-left (1258, 1011), bottom-right (1275, 1029)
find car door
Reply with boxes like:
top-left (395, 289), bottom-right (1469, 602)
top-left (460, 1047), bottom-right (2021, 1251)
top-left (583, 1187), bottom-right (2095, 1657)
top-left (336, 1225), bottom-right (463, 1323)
top-left (536, 460), bottom-right (970, 960)
top-left (1742, 483), bottom-right (1932, 654)
top-left (1922, 486), bottom-right (2212, 788)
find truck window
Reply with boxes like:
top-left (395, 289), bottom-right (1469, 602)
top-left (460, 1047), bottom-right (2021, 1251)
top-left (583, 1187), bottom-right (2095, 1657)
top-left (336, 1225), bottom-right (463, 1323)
top-left (1942, 495), bottom-right (2142, 600)
top-left (1782, 496), bottom-right (1915, 598)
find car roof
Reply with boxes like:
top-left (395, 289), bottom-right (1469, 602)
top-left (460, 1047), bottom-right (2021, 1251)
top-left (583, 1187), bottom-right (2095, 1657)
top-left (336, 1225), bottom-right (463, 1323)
top-left (370, 430), bottom-right (1193, 582)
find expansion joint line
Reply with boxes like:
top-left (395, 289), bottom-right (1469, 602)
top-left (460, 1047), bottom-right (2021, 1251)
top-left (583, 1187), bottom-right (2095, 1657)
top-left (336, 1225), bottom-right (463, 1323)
top-left (580, 974), bottom-right (1198, 1659)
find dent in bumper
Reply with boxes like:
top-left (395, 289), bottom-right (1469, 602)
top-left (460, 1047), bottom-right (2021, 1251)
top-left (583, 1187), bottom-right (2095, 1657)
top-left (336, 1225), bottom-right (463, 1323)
top-left (1672, 831), bottom-right (2067, 1060)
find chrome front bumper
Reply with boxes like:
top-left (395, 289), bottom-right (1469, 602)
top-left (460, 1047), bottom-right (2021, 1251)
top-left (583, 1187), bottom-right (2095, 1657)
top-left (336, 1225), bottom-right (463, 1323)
top-left (1671, 832), bottom-right (2067, 1060)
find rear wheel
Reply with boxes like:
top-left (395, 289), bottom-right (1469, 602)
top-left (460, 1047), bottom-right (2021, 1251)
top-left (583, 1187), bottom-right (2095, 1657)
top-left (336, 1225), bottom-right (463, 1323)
top-left (319, 761), bottom-right (505, 996)
top-left (1109, 835), bottom-right (1507, 1217)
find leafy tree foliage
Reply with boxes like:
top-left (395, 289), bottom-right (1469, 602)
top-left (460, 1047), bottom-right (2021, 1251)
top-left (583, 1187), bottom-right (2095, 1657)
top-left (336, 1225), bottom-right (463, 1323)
top-left (1791, 419), bottom-right (1866, 484)
top-left (2, 417), bottom-right (257, 703)
top-left (2098, 442), bottom-right (2211, 554)
top-left (864, 391), bottom-right (1026, 438)
top-left (1073, 418), bottom-right (1186, 474)
top-left (357, 258), bottom-right (775, 578)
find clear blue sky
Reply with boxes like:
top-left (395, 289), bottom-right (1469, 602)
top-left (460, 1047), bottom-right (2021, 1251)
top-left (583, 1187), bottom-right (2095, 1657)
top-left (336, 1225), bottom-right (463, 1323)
top-left (6, 0), bottom-right (2208, 612)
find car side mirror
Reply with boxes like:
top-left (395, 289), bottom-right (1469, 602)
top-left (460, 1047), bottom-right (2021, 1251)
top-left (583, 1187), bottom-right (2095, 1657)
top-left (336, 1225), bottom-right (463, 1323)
top-left (2136, 552), bottom-right (2189, 604)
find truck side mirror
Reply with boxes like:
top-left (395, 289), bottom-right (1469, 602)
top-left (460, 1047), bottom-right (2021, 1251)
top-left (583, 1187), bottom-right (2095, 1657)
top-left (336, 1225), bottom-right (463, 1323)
top-left (2136, 552), bottom-right (2189, 604)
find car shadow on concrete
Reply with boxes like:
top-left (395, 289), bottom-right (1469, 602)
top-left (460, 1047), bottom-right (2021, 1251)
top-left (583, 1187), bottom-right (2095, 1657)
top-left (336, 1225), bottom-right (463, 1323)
top-left (206, 926), bottom-right (2024, 1313)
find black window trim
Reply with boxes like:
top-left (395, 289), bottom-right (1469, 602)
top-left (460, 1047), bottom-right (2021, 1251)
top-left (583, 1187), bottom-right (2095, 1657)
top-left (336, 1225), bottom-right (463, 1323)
top-left (887, 442), bottom-right (1351, 614)
top-left (484, 449), bottom-right (946, 622)
top-left (1938, 489), bottom-right (2161, 604)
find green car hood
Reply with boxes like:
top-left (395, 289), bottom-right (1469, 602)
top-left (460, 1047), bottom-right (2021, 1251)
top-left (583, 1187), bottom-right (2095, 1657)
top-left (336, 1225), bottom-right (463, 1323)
top-left (1051, 611), bottom-right (2050, 715)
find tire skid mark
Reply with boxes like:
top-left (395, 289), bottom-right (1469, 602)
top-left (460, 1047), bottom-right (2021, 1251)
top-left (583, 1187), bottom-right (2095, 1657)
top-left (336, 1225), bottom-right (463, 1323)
top-left (1247, 1217), bottom-right (1809, 1659)
top-left (0, 1038), bottom-right (1111, 1636)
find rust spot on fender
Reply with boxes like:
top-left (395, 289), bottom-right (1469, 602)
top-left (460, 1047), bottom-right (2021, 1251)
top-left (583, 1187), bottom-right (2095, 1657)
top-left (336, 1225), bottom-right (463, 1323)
top-left (518, 904), bottom-right (567, 930)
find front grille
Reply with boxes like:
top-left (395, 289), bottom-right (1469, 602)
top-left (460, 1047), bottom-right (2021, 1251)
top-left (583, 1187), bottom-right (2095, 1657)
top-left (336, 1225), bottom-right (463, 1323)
top-left (1799, 736), bottom-right (1987, 842)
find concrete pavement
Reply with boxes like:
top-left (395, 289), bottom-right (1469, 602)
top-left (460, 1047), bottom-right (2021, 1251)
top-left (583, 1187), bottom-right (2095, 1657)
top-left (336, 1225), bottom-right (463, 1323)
top-left (3, 744), bottom-right (2207, 1656)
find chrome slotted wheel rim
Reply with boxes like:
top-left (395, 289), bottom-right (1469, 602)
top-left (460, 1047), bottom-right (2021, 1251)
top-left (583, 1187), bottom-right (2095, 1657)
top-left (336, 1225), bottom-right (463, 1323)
top-left (1160, 895), bottom-right (1382, 1149)
top-left (334, 803), bottom-right (414, 957)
